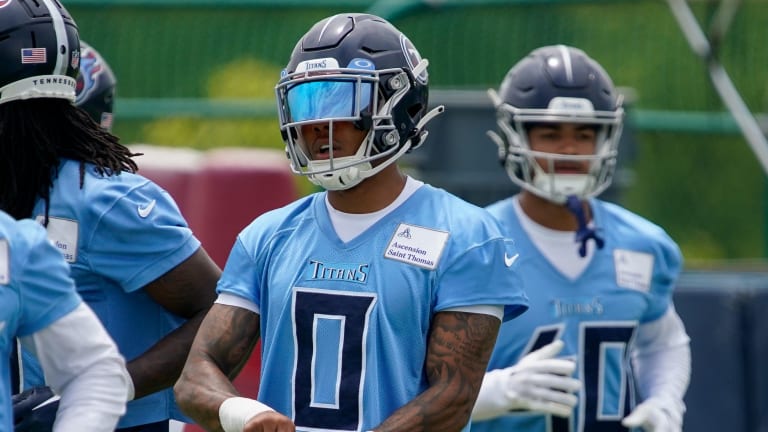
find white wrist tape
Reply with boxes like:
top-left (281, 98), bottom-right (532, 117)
top-left (219, 397), bottom-right (275, 432)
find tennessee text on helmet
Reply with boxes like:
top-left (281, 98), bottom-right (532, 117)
top-left (487, 44), bottom-right (624, 204)
top-left (75, 41), bottom-right (116, 131)
top-left (276, 13), bottom-right (444, 191)
top-left (0, 0), bottom-right (80, 105)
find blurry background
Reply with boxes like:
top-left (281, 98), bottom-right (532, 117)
top-left (68, 0), bottom-right (767, 266)
top-left (64, 1), bottom-right (768, 431)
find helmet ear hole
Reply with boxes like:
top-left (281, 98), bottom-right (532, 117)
top-left (407, 104), bottom-right (423, 118)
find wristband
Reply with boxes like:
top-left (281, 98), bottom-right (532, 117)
top-left (219, 397), bottom-right (274, 432)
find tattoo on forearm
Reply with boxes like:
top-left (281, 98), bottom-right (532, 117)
top-left (175, 305), bottom-right (260, 430)
top-left (375, 312), bottom-right (500, 432)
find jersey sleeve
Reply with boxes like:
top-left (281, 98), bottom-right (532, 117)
top-left (644, 230), bottom-right (683, 322)
top-left (84, 178), bottom-right (200, 293)
top-left (216, 198), bottom-right (309, 311)
top-left (216, 234), bottom-right (263, 307)
top-left (15, 219), bottom-right (82, 336)
top-left (435, 235), bottom-right (528, 322)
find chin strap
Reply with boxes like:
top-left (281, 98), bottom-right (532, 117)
top-left (564, 195), bottom-right (604, 258)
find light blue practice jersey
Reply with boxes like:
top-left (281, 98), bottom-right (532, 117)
top-left (0, 214), bottom-right (82, 431)
top-left (22, 159), bottom-right (200, 428)
top-left (217, 184), bottom-right (529, 432)
top-left (472, 197), bottom-right (682, 432)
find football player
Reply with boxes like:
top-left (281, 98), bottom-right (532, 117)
top-left (0, 2), bottom-right (221, 431)
top-left (470, 45), bottom-right (692, 432)
top-left (1, 213), bottom-right (130, 431)
top-left (174, 13), bottom-right (529, 432)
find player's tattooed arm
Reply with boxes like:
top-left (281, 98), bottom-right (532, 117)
top-left (374, 311), bottom-right (501, 432)
top-left (174, 303), bottom-right (260, 431)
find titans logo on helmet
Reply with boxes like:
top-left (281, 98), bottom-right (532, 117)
top-left (399, 35), bottom-right (427, 85)
top-left (75, 48), bottom-right (104, 105)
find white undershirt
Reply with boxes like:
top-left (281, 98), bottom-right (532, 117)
top-left (512, 196), bottom-right (593, 279)
top-left (325, 176), bottom-right (423, 243)
top-left (20, 303), bottom-right (130, 432)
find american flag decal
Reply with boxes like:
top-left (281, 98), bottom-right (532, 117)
top-left (100, 112), bottom-right (114, 131)
top-left (21, 48), bottom-right (46, 64)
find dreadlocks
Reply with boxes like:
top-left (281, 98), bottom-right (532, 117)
top-left (0, 98), bottom-right (140, 221)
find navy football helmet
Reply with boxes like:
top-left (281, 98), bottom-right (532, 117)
top-left (488, 45), bottom-right (624, 203)
top-left (276, 13), bottom-right (443, 190)
top-left (0, 0), bottom-right (80, 105)
top-left (75, 41), bottom-right (116, 131)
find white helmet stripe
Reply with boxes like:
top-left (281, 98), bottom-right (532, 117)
top-left (40, 0), bottom-right (69, 75)
top-left (318, 14), bottom-right (341, 42)
top-left (557, 44), bottom-right (573, 83)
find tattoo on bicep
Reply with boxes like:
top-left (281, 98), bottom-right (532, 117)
top-left (202, 306), bottom-right (260, 376)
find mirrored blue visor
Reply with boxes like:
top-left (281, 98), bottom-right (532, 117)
top-left (286, 79), bottom-right (373, 123)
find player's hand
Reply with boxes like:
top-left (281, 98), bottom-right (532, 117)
top-left (622, 398), bottom-right (681, 432)
top-left (12, 386), bottom-right (60, 432)
top-left (500, 340), bottom-right (582, 417)
top-left (243, 410), bottom-right (295, 431)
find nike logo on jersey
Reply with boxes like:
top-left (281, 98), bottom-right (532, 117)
top-left (138, 200), bottom-right (157, 218)
top-left (504, 253), bottom-right (519, 267)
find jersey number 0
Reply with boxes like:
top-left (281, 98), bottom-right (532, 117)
top-left (292, 288), bottom-right (377, 431)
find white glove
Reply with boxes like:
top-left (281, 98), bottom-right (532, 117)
top-left (622, 398), bottom-right (682, 432)
top-left (472, 340), bottom-right (582, 421)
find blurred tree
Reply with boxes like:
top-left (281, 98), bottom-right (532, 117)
top-left (142, 58), bottom-right (282, 149)
top-left (140, 58), bottom-right (314, 195)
